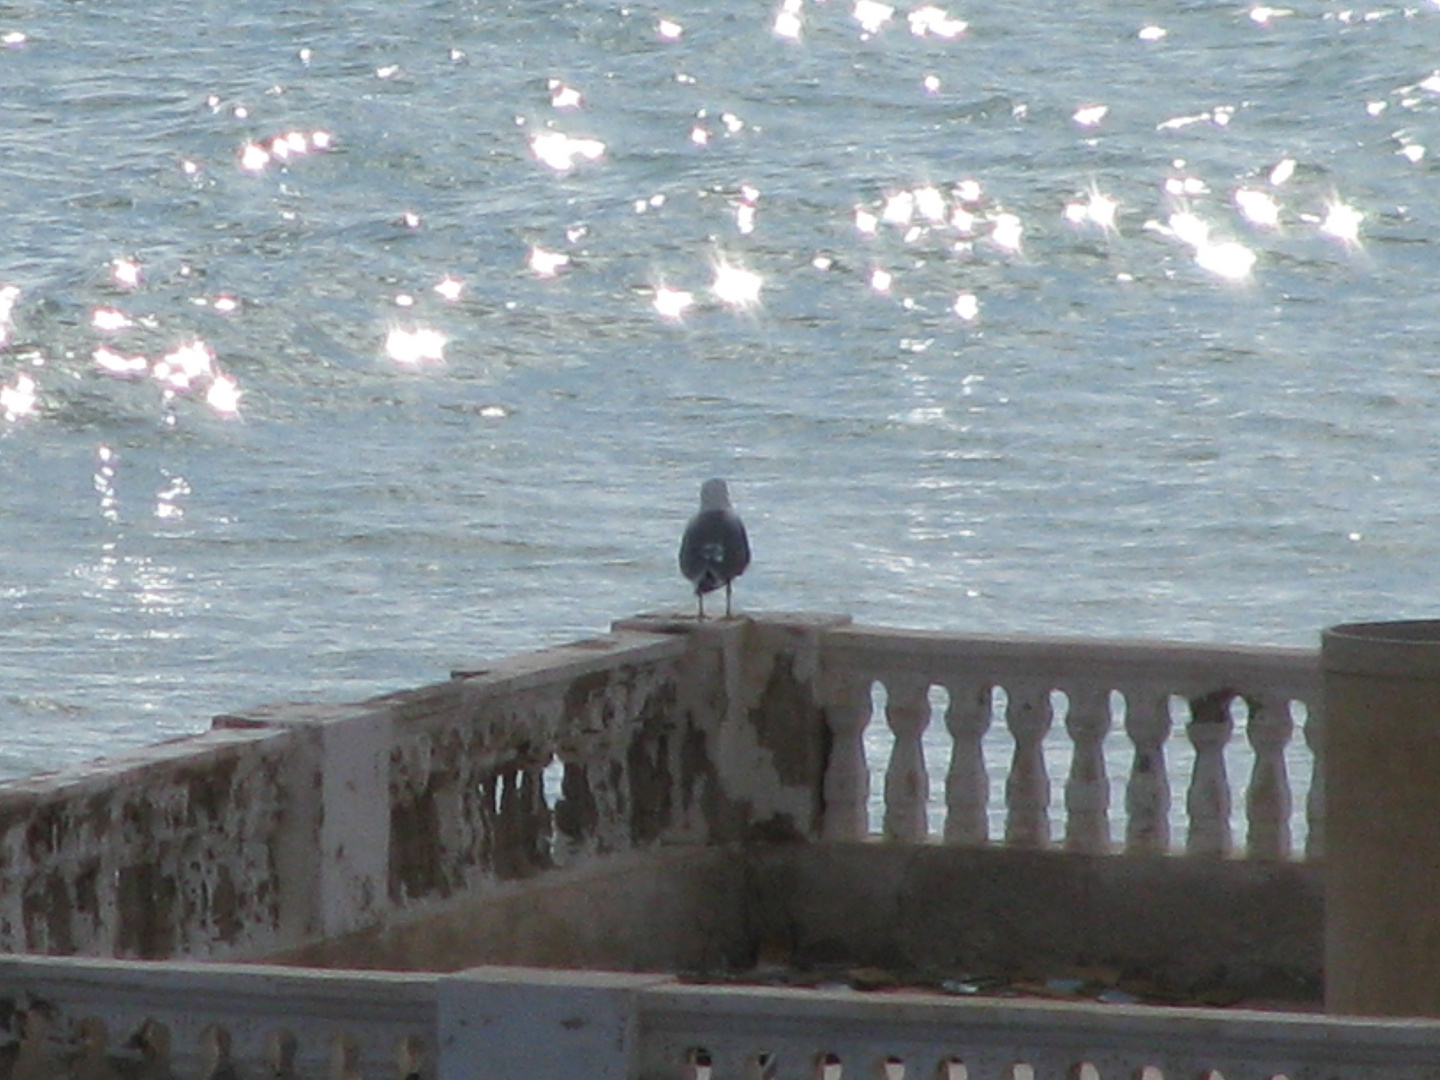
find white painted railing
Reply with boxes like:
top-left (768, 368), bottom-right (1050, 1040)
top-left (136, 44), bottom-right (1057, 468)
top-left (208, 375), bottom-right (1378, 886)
top-left (635, 980), bottom-right (1440, 1080)
top-left (11, 959), bottom-right (1440, 1080)
top-left (817, 626), bottom-right (1322, 859)
top-left (0, 955), bottom-right (433, 1080)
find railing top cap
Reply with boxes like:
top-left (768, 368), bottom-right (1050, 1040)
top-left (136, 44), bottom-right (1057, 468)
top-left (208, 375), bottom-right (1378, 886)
top-left (822, 622), bottom-right (1319, 690)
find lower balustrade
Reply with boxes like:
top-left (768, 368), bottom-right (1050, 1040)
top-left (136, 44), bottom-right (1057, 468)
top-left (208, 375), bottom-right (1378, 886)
top-left (8, 959), bottom-right (1440, 1080)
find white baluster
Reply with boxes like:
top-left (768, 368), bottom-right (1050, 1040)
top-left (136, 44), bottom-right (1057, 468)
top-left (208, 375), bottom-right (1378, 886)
top-left (1003, 683), bottom-right (1053, 847)
top-left (1124, 691), bottom-right (1172, 854)
top-left (1186, 690), bottom-right (1234, 857)
top-left (943, 682), bottom-right (992, 846)
top-left (823, 670), bottom-right (874, 841)
top-left (1245, 693), bottom-right (1293, 860)
top-left (882, 676), bottom-right (932, 841)
top-left (1304, 700), bottom-right (1325, 859)
top-left (1063, 687), bottom-right (1112, 854)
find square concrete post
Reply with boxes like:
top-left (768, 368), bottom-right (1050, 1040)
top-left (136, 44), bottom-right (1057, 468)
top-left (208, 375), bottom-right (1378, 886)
top-left (438, 966), bottom-right (674, 1080)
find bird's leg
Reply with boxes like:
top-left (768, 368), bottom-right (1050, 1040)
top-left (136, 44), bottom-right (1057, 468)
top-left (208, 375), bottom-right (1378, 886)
top-left (696, 592), bottom-right (706, 621)
top-left (724, 581), bottom-right (733, 618)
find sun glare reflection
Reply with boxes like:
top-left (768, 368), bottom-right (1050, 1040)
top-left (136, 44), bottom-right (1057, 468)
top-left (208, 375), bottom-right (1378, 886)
top-left (990, 212), bottom-right (1024, 253)
top-left (92, 308), bottom-right (134, 332)
top-left (711, 259), bottom-right (763, 309)
top-left (111, 258), bottom-right (142, 290)
top-left (774, 0), bottom-right (804, 40)
top-left (0, 284), bottom-right (18, 347)
top-left (1235, 188), bottom-right (1281, 228)
top-left (434, 276), bottom-right (465, 301)
top-left (530, 130), bottom-right (606, 172)
top-left (653, 285), bottom-right (695, 320)
top-left (385, 326), bottom-right (447, 366)
top-left (908, 5), bottom-right (967, 37)
top-left (1065, 188), bottom-right (1119, 231)
top-left (1321, 199), bottom-right (1364, 244)
top-left (93, 347), bottom-right (149, 377)
top-left (528, 246), bottom-right (571, 277)
top-left (548, 79), bottom-right (583, 109)
top-left (953, 293), bottom-right (980, 321)
top-left (1, 372), bottom-right (37, 421)
top-left (854, 0), bottom-right (895, 34)
top-left (205, 374), bottom-right (242, 416)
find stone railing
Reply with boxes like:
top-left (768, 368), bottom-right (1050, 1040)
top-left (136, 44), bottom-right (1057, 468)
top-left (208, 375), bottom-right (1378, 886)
top-left (9, 958), bottom-right (1439, 1080)
top-left (0, 954), bottom-right (433, 1080)
top-left (0, 614), bottom-right (1321, 961)
top-left (816, 624), bottom-right (1321, 859)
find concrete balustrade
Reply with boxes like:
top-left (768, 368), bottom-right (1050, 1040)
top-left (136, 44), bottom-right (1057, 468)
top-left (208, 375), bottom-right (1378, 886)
top-left (818, 624), bottom-right (1320, 857)
top-left (5, 957), bottom-right (1440, 1080)
top-left (4, 612), bottom-right (1440, 1071)
top-left (0, 614), bottom-right (1322, 963)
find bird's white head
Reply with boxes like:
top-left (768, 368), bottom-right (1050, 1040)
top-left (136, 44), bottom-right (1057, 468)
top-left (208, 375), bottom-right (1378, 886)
top-left (699, 477), bottom-right (732, 511)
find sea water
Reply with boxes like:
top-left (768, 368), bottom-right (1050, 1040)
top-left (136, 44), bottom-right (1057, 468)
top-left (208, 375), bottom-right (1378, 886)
top-left (1, 0), bottom-right (1437, 808)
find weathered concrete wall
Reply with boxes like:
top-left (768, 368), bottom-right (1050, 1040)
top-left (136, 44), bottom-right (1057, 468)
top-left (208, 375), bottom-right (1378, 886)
top-left (270, 847), bottom-right (752, 974)
top-left (257, 842), bottom-right (1322, 1007)
top-left (0, 724), bottom-right (320, 959)
top-left (747, 844), bottom-right (1323, 1003)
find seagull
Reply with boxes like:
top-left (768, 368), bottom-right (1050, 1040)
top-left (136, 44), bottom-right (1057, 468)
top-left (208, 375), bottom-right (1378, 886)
top-left (679, 478), bottom-right (751, 619)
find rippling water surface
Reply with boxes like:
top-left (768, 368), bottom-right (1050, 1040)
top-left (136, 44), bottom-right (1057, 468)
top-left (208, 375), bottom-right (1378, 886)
top-left (3, 0), bottom-right (1440, 779)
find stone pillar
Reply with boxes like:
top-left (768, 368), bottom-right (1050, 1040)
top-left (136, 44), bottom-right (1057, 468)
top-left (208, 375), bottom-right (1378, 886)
top-left (1324, 619), bottom-right (1440, 1016)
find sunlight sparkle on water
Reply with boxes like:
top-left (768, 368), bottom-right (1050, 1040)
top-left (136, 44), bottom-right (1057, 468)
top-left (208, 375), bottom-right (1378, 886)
top-left (914, 186), bottom-right (946, 223)
top-left (205, 374), bottom-right (242, 416)
top-left (923, 74), bottom-right (941, 94)
top-left (1249, 5), bottom-right (1293, 23)
top-left (1322, 200), bottom-right (1364, 244)
top-left (528, 246), bottom-right (571, 277)
top-left (154, 341), bottom-right (215, 392)
top-left (1065, 189), bottom-right (1118, 231)
top-left (112, 258), bottom-right (142, 290)
top-left (953, 292), bottom-right (980, 321)
top-left (1073, 104), bottom-right (1108, 128)
top-left (657, 18), bottom-right (683, 40)
top-left (1194, 240), bottom-right (1256, 279)
top-left (92, 308), bottom-right (134, 332)
top-left (711, 260), bottom-right (763, 309)
top-left (548, 80), bottom-right (583, 109)
top-left (774, 0), bottom-right (804, 40)
top-left (908, 6), bottom-right (967, 37)
top-left (239, 142), bottom-right (271, 173)
top-left (1, 373), bottom-right (37, 421)
top-left (653, 285), bottom-right (695, 320)
top-left (434, 277), bottom-right (465, 301)
top-left (990, 212), bottom-right (1023, 253)
top-left (530, 130), bottom-right (606, 172)
top-left (1269, 157), bottom-right (1297, 186)
top-left (869, 268), bottom-right (893, 293)
top-left (855, 207), bottom-right (880, 235)
top-left (854, 0), bottom-right (895, 34)
top-left (0, 285), bottom-right (18, 346)
top-left (1235, 188), bottom-right (1281, 228)
top-left (93, 347), bottom-right (149, 377)
top-left (385, 327), bottom-right (446, 366)
top-left (1138, 25), bottom-right (1167, 41)
top-left (881, 191), bottom-right (915, 227)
